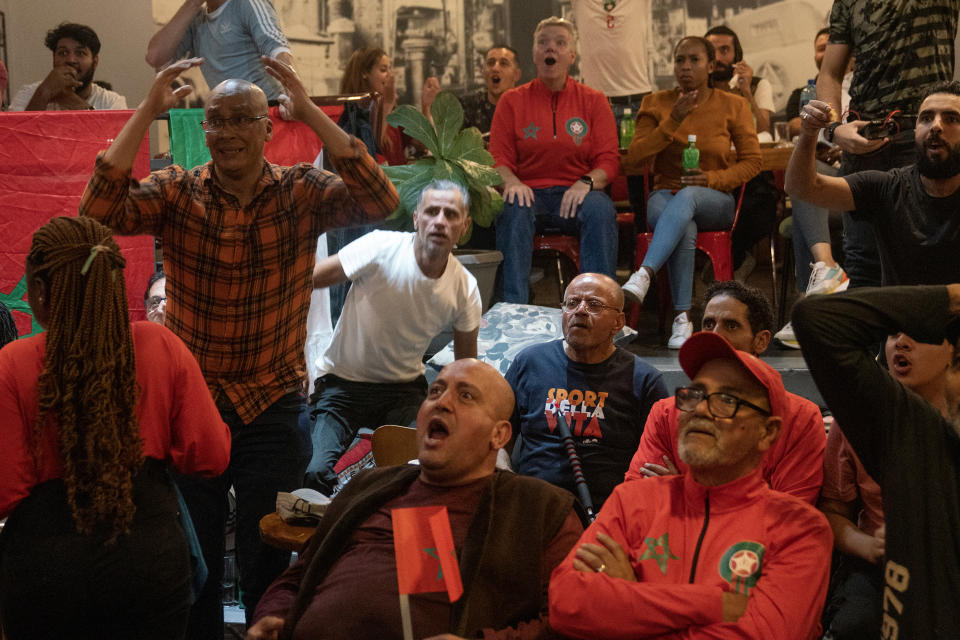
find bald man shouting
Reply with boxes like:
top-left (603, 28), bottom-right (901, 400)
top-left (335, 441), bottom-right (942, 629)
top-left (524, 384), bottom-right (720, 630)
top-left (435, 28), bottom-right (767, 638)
top-left (249, 359), bottom-right (584, 640)
top-left (507, 273), bottom-right (668, 509)
top-left (79, 57), bottom-right (398, 635)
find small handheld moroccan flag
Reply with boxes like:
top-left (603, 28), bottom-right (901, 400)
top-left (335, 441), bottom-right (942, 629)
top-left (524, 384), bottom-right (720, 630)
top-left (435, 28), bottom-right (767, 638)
top-left (392, 505), bottom-right (463, 601)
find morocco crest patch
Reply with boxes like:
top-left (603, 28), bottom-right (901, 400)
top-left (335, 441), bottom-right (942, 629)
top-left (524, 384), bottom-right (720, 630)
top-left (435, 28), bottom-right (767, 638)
top-left (718, 541), bottom-right (765, 595)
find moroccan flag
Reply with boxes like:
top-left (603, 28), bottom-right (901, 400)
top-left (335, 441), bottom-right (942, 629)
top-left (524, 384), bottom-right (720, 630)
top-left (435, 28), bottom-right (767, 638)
top-left (0, 110), bottom-right (153, 337)
top-left (392, 506), bottom-right (463, 602)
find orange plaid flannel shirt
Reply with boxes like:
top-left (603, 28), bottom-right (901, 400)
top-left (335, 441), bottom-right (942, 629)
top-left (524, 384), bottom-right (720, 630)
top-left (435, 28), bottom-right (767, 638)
top-left (80, 136), bottom-right (398, 423)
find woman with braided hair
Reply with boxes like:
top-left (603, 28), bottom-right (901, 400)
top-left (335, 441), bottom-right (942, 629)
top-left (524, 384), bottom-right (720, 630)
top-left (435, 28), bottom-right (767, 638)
top-left (0, 216), bottom-right (230, 639)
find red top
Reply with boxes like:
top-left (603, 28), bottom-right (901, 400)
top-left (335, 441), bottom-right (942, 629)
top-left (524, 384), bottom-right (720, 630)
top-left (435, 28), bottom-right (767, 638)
top-left (0, 321), bottom-right (231, 518)
top-left (820, 424), bottom-right (884, 536)
top-left (490, 76), bottom-right (620, 189)
top-left (550, 468), bottom-right (833, 639)
top-left (625, 393), bottom-right (826, 505)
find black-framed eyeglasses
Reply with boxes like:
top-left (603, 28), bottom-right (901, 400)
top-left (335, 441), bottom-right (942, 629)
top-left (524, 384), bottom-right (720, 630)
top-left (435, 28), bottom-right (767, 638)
top-left (675, 386), bottom-right (770, 419)
top-left (146, 295), bottom-right (166, 310)
top-left (200, 114), bottom-right (269, 133)
top-left (561, 297), bottom-right (620, 314)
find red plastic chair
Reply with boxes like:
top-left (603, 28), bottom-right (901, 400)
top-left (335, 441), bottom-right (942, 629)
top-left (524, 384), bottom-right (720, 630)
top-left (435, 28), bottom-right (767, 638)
top-left (532, 179), bottom-right (635, 295)
top-left (628, 172), bottom-right (746, 331)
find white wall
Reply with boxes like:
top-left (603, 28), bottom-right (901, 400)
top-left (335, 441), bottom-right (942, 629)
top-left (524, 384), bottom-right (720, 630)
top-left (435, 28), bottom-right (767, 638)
top-left (2, 0), bottom-right (156, 107)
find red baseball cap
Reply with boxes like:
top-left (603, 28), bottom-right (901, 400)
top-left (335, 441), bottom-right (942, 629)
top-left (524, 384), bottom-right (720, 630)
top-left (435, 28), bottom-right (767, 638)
top-left (678, 331), bottom-right (788, 419)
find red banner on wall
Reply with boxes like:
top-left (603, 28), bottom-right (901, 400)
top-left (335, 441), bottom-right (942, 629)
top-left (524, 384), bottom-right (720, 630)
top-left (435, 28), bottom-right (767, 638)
top-left (0, 110), bottom-right (154, 337)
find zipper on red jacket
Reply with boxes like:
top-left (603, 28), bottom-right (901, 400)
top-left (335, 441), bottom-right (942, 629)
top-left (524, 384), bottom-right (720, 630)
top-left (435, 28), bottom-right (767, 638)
top-left (688, 492), bottom-right (710, 583)
top-left (551, 92), bottom-right (559, 139)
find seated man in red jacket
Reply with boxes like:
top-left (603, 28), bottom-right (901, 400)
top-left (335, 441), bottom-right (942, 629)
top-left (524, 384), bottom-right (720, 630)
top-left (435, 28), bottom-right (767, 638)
top-left (550, 331), bottom-right (833, 639)
top-left (489, 16), bottom-right (620, 304)
top-left (248, 358), bottom-right (583, 640)
top-left (625, 281), bottom-right (825, 504)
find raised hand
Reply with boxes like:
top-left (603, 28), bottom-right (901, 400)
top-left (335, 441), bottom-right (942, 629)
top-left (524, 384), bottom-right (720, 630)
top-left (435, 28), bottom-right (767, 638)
top-left (143, 58), bottom-right (203, 116)
top-left (671, 89), bottom-right (700, 122)
top-left (263, 55), bottom-right (311, 122)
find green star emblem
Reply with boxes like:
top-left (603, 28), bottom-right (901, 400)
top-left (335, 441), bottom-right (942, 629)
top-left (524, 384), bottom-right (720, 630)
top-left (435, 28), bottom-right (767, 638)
top-left (638, 532), bottom-right (679, 575)
top-left (0, 275), bottom-right (43, 339)
top-left (423, 547), bottom-right (444, 581)
top-left (522, 122), bottom-right (541, 139)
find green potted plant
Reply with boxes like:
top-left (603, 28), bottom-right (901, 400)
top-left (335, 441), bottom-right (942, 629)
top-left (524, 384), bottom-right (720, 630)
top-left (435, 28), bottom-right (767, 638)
top-left (383, 91), bottom-right (504, 315)
top-left (382, 91), bottom-right (503, 239)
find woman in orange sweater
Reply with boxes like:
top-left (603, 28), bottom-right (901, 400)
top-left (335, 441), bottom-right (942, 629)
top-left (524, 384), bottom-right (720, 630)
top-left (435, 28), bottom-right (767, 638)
top-left (621, 36), bottom-right (761, 348)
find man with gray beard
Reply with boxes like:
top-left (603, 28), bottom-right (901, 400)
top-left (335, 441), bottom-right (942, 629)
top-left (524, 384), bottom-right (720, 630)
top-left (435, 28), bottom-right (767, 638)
top-left (786, 81), bottom-right (960, 286)
top-left (549, 331), bottom-right (833, 639)
top-left (793, 285), bottom-right (960, 639)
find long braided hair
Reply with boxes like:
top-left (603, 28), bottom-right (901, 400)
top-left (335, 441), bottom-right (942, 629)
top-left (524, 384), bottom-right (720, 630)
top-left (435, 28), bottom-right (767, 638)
top-left (28, 216), bottom-right (143, 544)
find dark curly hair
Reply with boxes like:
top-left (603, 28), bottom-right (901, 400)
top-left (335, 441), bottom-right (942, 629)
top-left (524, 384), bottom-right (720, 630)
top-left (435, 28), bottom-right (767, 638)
top-left (0, 301), bottom-right (16, 348)
top-left (703, 280), bottom-right (774, 335)
top-left (28, 216), bottom-right (142, 544)
top-left (44, 23), bottom-right (101, 56)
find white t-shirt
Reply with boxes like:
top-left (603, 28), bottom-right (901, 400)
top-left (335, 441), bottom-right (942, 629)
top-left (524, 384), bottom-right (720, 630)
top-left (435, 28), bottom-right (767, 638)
top-left (8, 81), bottom-right (127, 111)
top-left (572, 0), bottom-right (653, 97)
top-left (728, 75), bottom-right (775, 113)
top-left (320, 231), bottom-right (482, 384)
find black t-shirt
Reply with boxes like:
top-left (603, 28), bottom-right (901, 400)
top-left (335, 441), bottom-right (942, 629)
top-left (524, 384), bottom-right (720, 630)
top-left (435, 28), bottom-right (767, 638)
top-left (506, 340), bottom-right (667, 508)
top-left (845, 165), bottom-right (960, 285)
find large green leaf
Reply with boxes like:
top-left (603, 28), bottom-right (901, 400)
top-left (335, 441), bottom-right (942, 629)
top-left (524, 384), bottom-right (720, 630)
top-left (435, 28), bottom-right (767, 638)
top-left (392, 168), bottom-right (438, 228)
top-left (431, 92), bottom-right (464, 157)
top-left (458, 159), bottom-right (502, 187)
top-left (386, 105), bottom-right (440, 157)
top-left (451, 127), bottom-right (495, 164)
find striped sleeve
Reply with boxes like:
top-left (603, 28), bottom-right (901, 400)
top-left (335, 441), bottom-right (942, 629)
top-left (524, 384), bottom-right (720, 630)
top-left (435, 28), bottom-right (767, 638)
top-left (242, 0), bottom-right (290, 56)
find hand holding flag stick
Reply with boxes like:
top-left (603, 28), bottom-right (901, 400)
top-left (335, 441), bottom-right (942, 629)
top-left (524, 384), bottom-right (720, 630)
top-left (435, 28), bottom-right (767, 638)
top-left (392, 506), bottom-right (463, 640)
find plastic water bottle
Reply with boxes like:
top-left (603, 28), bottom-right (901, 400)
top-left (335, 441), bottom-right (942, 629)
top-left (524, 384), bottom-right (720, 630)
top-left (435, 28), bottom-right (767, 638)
top-left (681, 134), bottom-right (700, 175)
top-left (799, 79), bottom-right (817, 114)
top-left (619, 108), bottom-right (635, 148)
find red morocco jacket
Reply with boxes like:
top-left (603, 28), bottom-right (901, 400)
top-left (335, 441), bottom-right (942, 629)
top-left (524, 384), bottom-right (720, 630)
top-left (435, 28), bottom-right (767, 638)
top-left (549, 468), bottom-right (832, 639)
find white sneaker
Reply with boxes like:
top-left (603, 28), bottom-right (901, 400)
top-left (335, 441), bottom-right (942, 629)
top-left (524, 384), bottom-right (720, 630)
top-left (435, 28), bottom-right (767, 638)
top-left (805, 262), bottom-right (849, 295)
top-left (668, 312), bottom-right (693, 349)
top-left (774, 321), bottom-right (801, 349)
top-left (622, 269), bottom-right (651, 303)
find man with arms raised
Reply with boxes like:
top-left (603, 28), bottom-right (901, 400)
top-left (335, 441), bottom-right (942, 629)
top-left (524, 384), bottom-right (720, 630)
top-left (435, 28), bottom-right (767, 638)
top-left (80, 57), bottom-right (398, 635)
top-left (508, 273), bottom-right (667, 509)
top-left (626, 281), bottom-right (825, 504)
top-left (550, 331), bottom-right (832, 639)
top-left (304, 179), bottom-right (481, 497)
top-left (794, 285), bottom-right (960, 639)
top-left (249, 359), bottom-right (583, 640)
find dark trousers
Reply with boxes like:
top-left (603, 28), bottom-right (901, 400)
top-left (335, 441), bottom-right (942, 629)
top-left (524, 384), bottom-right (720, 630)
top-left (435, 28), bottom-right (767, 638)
top-left (840, 129), bottom-right (916, 288)
top-left (175, 391), bottom-right (304, 636)
top-left (304, 374), bottom-right (427, 494)
top-left (0, 459), bottom-right (192, 640)
top-left (822, 556), bottom-right (883, 640)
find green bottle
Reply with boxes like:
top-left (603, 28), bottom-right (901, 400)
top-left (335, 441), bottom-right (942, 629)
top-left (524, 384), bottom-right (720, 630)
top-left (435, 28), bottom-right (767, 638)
top-left (619, 108), bottom-right (635, 148)
top-left (681, 134), bottom-right (700, 176)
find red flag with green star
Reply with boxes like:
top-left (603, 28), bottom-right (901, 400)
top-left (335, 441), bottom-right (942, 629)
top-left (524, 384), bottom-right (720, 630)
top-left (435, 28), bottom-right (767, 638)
top-left (392, 506), bottom-right (462, 601)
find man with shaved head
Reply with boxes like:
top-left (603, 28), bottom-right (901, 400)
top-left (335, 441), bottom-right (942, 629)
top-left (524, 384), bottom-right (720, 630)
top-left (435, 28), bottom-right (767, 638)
top-left (80, 57), bottom-right (398, 635)
top-left (507, 273), bottom-right (667, 508)
top-left (249, 359), bottom-right (584, 640)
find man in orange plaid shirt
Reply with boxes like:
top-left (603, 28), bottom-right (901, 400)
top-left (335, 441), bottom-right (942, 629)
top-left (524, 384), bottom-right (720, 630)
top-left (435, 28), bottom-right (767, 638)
top-left (80, 56), bottom-right (398, 637)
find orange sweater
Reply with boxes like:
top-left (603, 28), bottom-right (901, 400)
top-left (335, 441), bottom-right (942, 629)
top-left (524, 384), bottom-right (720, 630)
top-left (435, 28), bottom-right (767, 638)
top-left (623, 88), bottom-right (761, 193)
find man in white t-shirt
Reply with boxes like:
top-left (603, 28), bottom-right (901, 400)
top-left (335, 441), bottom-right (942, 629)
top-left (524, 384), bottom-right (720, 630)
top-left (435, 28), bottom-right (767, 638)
top-left (571, 0), bottom-right (653, 117)
top-left (9, 23), bottom-right (127, 111)
top-left (706, 25), bottom-right (775, 136)
top-left (304, 179), bottom-right (483, 495)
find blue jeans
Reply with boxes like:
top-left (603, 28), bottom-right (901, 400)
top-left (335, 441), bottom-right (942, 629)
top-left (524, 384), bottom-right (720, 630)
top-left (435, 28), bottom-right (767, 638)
top-left (791, 161), bottom-right (840, 289)
top-left (643, 187), bottom-right (735, 311)
top-left (175, 391), bottom-right (305, 636)
top-left (840, 129), bottom-right (916, 288)
top-left (305, 374), bottom-right (427, 495)
top-left (496, 185), bottom-right (618, 303)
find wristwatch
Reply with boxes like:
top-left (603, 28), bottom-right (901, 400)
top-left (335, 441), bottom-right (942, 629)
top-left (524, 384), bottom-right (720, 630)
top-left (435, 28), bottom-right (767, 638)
top-left (825, 122), bottom-right (841, 143)
top-left (579, 175), bottom-right (594, 190)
